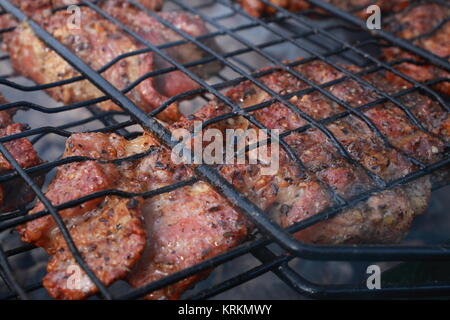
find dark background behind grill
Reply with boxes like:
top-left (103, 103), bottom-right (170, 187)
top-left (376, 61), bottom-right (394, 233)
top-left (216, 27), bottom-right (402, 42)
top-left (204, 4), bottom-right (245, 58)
top-left (0, 0), bottom-right (449, 299)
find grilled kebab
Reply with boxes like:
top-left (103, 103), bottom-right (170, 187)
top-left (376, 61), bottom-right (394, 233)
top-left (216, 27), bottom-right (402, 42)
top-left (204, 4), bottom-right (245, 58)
top-left (19, 59), bottom-right (449, 299)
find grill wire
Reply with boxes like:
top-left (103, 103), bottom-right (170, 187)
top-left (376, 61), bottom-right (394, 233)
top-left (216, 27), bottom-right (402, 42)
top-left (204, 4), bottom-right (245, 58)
top-left (0, 0), bottom-right (448, 299)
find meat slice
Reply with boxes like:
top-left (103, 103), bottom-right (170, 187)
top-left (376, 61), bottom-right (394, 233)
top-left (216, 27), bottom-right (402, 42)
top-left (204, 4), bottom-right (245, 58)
top-left (18, 129), bottom-right (248, 300)
top-left (52, 0), bottom-right (164, 11)
top-left (237, 0), bottom-right (310, 18)
top-left (43, 195), bottom-right (146, 300)
top-left (4, 8), bottom-right (179, 122)
top-left (382, 3), bottom-right (450, 96)
top-left (121, 133), bottom-right (249, 300)
top-left (17, 59), bottom-right (448, 299)
top-left (237, 0), bottom-right (410, 18)
top-left (10, 0), bottom-right (221, 91)
top-left (130, 60), bottom-right (448, 299)
top-left (18, 132), bottom-right (147, 299)
top-left (3, 4), bottom-right (221, 122)
top-left (0, 95), bottom-right (42, 213)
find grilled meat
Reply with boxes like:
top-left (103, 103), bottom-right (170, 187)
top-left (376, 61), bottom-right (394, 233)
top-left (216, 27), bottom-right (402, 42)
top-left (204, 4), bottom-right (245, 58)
top-left (237, 0), bottom-right (310, 18)
top-left (8, 0), bottom-right (163, 14)
top-left (9, 0), bottom-right (222, 93)
top-left (237, 0), bottom-right (410, 18)
top-left (173, 59), bottom-right (448, 244)
top-left (3, 5), bottom-right (221, 122)
top-left (18, 130), bottom-right (248, 299)
top-left (52, 0), bottom-right (165, 11)
top-left (127, 177), bottom-right (249, 300)
top-left (43, 196), bottom-right (146, 299)
top-left (101, 2), bottom-right (223, 97)
top-left (4, 8), bottom-right (178, 122)
top-left (0, 95), bottom-right (42, 213)
top-left (382, 3), bottom-right (450, 96)
top-left (129, 60), bottom-right (448, 298)
top-left (17, 58), bottom-right (449, 299)
top-left (18, 132), bottom-right (147, 299)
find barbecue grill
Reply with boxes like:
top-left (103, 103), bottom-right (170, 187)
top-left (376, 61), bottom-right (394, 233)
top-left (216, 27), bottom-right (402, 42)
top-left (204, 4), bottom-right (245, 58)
top-left (0, 0), bottom-right (449, 300)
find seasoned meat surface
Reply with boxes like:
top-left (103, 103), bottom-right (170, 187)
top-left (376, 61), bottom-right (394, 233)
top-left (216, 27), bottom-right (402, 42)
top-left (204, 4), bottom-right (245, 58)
top-left (4, 8), bottom-right (179, 122)
top-left (15, 59), bottom-right (449, 299)
top-left (108, 133), bottom-right (249, 300)
top-left (7, 0), bottom-right (222, 97)
top-left (237, 0), bottom-right (410, 18)
top-left (382, 3), bottom-right (450, 96)
top-left (18, 132), bottom-right (147, 299)
top-left (52, 0), bottom-right (165, 11)
top-left (0, 95), bottom-right (42, 213)
top-left (128, 181), bottom-right (249, 300)
top-left (3, 4), bottom-right (220, 122)
top-left (43, 195), bottom-right (146, 300)
top-left (237, 0), bottom-right (310, 18)
top-left (19, 130), bottom-right (248, 300)
top-left (7, 0), bottom-right (163, 15)
top-left (131, 60), bottom-right (448, 297)
top-left (101, 3), bottom-right (223, 98)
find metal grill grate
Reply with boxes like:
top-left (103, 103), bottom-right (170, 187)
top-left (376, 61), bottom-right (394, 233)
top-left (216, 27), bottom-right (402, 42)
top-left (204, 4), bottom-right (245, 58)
top-left (0, 0), bottom-right (449, 299)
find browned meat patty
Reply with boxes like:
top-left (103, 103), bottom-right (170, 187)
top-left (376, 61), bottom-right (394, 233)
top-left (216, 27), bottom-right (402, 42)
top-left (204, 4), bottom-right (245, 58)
top-left (2, 5), bottom-right (221, 123)
top-left (382, 3), bottom-right (450, 96)
top-left (0, 95), bottom-right (42, 213)
top-left (237, 0), bottom-right (410, 18)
